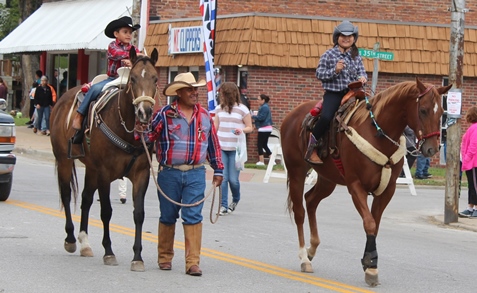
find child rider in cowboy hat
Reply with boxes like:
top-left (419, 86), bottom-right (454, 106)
top-left (305, 20), bottom-right (367, 164)
top-left (72, 16), bottom-right (141, 130)
top-left (141, 72), bottom-right (224, 276)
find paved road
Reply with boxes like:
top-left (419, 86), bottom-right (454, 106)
top-left (1, 153), bottom-right (476, 292)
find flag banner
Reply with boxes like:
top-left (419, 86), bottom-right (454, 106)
top-left (200, 0), bottom-right (217, 113)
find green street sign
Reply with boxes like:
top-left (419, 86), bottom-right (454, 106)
top-left (359, 49), bottom-right (394, 61)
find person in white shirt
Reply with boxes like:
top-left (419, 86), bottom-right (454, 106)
top-left (214, 82), bottom-right (253, 215)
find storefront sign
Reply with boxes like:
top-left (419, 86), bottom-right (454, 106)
top-left (168, 26), bottom-right (202, 54)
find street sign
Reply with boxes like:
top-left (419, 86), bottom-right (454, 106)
top-left (358, 49), bottom-right (394, 61)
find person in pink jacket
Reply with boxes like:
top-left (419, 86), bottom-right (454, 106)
top-left (459, 106), bottom-right (477, 218)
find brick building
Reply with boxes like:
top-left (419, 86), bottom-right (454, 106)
top-left (144, 0), bottom-right (477, 164)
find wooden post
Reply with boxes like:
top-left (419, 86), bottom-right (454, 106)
top-left (445, 0), bottom-right (466, 224)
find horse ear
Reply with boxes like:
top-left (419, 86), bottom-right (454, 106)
top-left (415, 77), bottom-right (426, 92)
top-left (151, 48), bottom-right (159, 66)
top-left (437, 84), bottom-right (453, 95)
top-left (130, 46), bottom-right (138, 64)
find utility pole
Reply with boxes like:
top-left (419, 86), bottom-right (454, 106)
top-left (445, 0), bottom-right (466, 224)
top-left (131, 0), bottom-right (141, 47)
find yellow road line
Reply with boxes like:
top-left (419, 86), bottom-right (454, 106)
top-left (6, 200), bottom-right (374, 293)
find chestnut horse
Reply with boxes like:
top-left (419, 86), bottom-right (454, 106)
top-left (281, 78), bottom-right (451, 286)
top-left (49, 48), bottom-right (158, 271)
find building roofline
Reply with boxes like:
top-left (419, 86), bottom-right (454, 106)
top-left (151, 12), bottom-right (477, 29)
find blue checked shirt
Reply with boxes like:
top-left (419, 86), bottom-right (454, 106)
top-left (316, 46), bottom-right (367, 92)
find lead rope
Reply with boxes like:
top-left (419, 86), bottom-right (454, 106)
top-left (138, 132), bottom-right (222, 223)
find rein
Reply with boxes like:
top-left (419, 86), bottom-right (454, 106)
top-left (139, 132), bottom-right (222, 224)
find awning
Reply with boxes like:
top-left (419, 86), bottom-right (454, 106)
top-left (0, 0), bottom-right (133, 54)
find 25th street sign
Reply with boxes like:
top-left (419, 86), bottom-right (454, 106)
top-left (358, 48), bottom-right (394, 61)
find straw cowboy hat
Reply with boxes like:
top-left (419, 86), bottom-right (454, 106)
top-left (105, 16), bottom-right (140, 39)
top-left (163, 72), bottom-right (206, 96)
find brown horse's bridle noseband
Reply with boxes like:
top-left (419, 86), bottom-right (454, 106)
top-left (415, 85), bottom-right (440, 151)
top-left (117, 57), bottom-right (158, 133)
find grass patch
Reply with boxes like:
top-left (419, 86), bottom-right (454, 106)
top-left (14, 117), bottom-right (30, 126)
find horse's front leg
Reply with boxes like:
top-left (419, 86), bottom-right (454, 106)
top-left (348, 181), bottom-right (380, 287)
top-left (130, 173), bottom-right (149, 272)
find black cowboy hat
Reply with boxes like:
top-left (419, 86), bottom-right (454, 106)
top-left (104, 16), bottom-right (140, 39)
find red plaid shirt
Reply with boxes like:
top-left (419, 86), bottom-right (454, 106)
top-left (107, 39), bottom-right (140, 77)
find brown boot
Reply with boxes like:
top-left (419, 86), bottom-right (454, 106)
top-left (158, 222), bottom-right (175, 270)
top-left (72, 112), bottom-right (84, 130)
top-left (305, 134), bottom-right (323, 165)
top-left (184, 223), bottom-right (202, 276)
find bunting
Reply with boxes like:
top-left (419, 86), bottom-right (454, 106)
top-left (200, 0), bottom-right (217, 113)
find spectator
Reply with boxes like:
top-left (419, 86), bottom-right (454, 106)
top-left (252, 94), bottom-right (273, 165)
top-left (415, 155), bottom-right (432, 179)
top-left (142, 72), bottom-right (223, 276)
top-left (400, 126), bottom-right (418, 177)
top-left (26, 81), bottom-right (39, 126)
top-left (35, 70), bottom-right (42, 84)
top-left (307, 20), bottom-right (367, 164)
top-left (60, 71), bottom-right (68, 97)
top-left (459, 106), bottom-right (477, 218)
top-left (33, 76), bottom-right (56, 136)
top-left (214, 82), bottom-right (253, 216)
top-left (0, 77), bottom-right (7, 101)
top-left (51, 69), bottom-right (59, 96)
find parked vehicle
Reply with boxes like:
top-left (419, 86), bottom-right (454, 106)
top-left (0, 99), bottom-right (16, 201)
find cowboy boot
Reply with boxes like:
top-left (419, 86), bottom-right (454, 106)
top-left (72, 112), bottom-right (84, 131)
top-left (305, 133), bottom-right (323, 165)
top-left (158, 222), bottom-right (175, 270)
top-left (184, 223), bottom-right (202, 276)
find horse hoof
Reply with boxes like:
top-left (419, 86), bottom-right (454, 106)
top-left (64, 242), bottom-right (77, 253)
top-left (365, 268), bottom-right (380, 287)
top-left (80, 247), bottom-right (94, 257)
top-left (131, 260), bottom-right (145, 272)
top-left (103, 255), bottom-right (118, 266)
top-left (300, 262), bottom-right (313, 273)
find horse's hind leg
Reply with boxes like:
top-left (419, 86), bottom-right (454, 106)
top-left (56, 159), bottom-right (77, 253)
top-left (77, 169), bottom-right (98, 258)
top-left (288, 169), bottom-right (314, 273)
top-left (304, 176), bottom-right (336, 263)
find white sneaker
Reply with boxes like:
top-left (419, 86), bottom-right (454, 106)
top-left (256, 161), bottom-right (265, 166)
top-left (218, 206), bottom-right (229, 216)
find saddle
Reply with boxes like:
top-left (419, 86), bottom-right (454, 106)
top-left (303, 81), bottom-right (368, 160)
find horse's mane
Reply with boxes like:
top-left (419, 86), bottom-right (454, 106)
top-left (353, 81), bottom-right (421, 124)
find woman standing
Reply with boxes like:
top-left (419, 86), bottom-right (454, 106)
top-left (252, 94), bottom-right (273, 165)
top-left (459, 106), bottom-right (477, 218)
top-left (214, 82), bottom-right (253, 215)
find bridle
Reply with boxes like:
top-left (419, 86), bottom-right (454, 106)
top-left (415, 85), bottom-right (440, 150)
top-left (118, 56), bottom-right (158, 133)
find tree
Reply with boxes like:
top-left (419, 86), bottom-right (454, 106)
top-left (18, 0), bottom-right (41, 115)
top-left (0, 0), bottom-right (21, 41)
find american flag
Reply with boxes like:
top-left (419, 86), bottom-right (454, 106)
top-left (200, 0), bottom-right (217, 113)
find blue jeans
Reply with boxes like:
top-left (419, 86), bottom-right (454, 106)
top-left (35, 106), bottom-right (50, 131)
top-left (157, 166), bottom-right (206, 225)
top-left (415, 155), bottom-right (430, 177)
top-left (220, 150), bottom-right (241, 208)
top-left (77, 77), bottom-right (114, 115)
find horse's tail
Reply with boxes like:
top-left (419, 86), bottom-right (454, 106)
top-left (55, 159), bottom-right (79, 210)
top-left (286, 177), bottom-right (294, 218)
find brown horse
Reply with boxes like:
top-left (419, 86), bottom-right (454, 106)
top-left (281, 78), bottom-right (451, 286)
top-left (49, 48), bottom-right (158, 271)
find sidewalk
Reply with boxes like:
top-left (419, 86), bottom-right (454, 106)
top-left (13, 125), bottom-right (477, 232)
